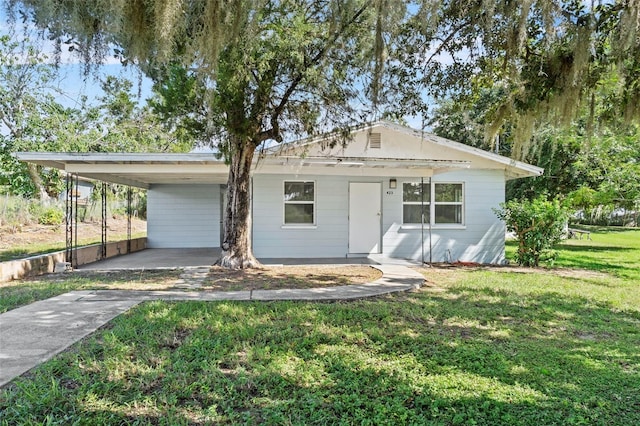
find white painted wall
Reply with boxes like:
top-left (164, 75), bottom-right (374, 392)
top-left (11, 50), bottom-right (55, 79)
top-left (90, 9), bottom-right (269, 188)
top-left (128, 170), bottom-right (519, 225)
top-left (144, 171), bottom-right (505, 262)
top-left (382, 170), bottom-right (506, 263)
top-left (147, 184), bottom-right (220, 248)
top-left (253, 174), bottom-right (354, 258)
top-left (251, 170), bottom-right (506, 263)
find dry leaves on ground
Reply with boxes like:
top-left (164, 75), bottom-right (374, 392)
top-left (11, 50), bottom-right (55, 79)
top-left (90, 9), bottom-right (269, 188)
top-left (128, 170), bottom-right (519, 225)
top-left (7, 265), bottom-right (382, 292)
top-left (203, 265), bottom-right (382, 291)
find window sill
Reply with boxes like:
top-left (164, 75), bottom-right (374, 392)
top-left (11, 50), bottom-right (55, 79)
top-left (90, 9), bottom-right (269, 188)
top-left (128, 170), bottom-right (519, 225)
top-left (281, 225), bottom-right (318, 230)
top-left (400, 224), bottom-right (466, 230)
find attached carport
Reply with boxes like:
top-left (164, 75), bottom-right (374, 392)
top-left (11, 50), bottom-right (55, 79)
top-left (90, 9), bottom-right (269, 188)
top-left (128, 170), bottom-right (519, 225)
top-left (15, 150), bottom-right (474, 268)
top-left (15, 152), bottom-right (232, 269)
top-left (15, 152), bottom-right (231, 189)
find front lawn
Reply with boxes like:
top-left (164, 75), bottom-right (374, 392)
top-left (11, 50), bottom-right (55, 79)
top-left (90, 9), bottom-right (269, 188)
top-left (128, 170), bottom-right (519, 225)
top-left (0, 270), bottom-right (183, 314)
top-left (1, 229), bottom-right (639, 425)
top-left (0, 266), bottom-right (381, 314)
top-left (507, 226), bottom-right (640, 280)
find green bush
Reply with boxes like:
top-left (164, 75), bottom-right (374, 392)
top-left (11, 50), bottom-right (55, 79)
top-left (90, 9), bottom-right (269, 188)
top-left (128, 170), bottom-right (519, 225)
top-left (37, 206), bottom-right (64, 225)
top-left (495, 196), bottom-right (569, 267)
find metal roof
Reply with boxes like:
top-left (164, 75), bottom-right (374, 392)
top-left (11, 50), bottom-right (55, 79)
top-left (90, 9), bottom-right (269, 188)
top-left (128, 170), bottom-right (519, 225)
top-left (14, 122), bottom-right (543, 188)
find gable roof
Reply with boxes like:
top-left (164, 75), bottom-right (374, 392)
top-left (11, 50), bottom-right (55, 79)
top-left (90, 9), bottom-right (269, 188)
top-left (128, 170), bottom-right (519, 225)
top-left (265, 120), bottom-right (543, 179)
top-left (15, 121), bottom-right (542, 188)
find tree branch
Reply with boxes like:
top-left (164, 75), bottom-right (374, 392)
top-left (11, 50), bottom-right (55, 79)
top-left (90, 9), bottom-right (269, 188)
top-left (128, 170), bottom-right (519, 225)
top-left (423, 19), bottom-right (471, 71)
top-left (260, 3), bottom-right (372, 142)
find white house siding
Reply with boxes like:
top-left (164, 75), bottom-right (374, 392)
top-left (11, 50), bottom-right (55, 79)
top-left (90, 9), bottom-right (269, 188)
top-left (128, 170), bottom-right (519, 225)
top-left (382, 169), bottom-right (506, 263)
top-left (147, 184), bottom-right (220, 248)
top-left (252, 174), bottom-right (356, 258)
top-left (251, 170), bottom-right (506, 264)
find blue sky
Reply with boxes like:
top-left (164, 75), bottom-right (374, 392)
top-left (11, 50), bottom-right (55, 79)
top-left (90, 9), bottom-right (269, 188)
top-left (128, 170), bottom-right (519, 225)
top-left (52, 63), bottom-right (154, 109)
top-left (1, 8), bottom-right (429, 131)
top-left (0, 8), bottom-right (154, 110)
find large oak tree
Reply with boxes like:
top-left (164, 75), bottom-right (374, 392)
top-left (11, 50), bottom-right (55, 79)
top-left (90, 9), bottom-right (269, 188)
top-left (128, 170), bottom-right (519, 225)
top-left (6, 0), bottom-right (640, 267)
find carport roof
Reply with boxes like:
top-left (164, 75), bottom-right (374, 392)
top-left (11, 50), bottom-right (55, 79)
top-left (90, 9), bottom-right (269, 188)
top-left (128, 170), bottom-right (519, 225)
top-left (14, 152), bottom-right (476, 189)
top-left (14, 152), bottom-right (230, 188)
top-left (14, 121), bottom-right (543, 188)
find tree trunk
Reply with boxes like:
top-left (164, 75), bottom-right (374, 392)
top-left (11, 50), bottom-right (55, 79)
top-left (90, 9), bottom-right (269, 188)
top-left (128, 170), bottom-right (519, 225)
top-left (26, 163), bottom-right (50, 200)
top-left (216, 137), bottom-right (260, 269)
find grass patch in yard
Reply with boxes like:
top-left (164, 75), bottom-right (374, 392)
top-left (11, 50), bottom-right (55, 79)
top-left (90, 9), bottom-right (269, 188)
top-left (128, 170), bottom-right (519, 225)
top-left (506, 227), bottom-right (640, 280)
top-left (1, 284), bottom-right (638, 425)
top-left (1, 230), bottom-right (638, 424)
top-left (0, 270), bottom-right (183, 313)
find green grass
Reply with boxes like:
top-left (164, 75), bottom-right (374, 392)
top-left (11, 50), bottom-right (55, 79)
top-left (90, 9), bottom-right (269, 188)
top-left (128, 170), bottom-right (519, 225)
top-left (0, 232), bottom-right (147, 262)
top-left (506, 227), bottom-right (640, 280)
top-left (1, 229), bottom-right (639, 425)
top-left (0, 270), bottom-right (182, 314)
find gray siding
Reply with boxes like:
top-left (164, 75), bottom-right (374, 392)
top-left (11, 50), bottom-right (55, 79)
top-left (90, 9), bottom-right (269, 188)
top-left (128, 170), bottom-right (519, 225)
top-left (252, 170), bottom-right (506, 263)
top-left (253, 175), bottom-right (355, 258)
top-left (383, 170), bottom-right (505, 263)
top-left (147, 184), bottom-right (220, 248)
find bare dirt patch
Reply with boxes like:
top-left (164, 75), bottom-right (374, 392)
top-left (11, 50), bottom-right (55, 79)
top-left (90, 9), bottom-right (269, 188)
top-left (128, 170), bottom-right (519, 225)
top-left (204, 265), bottom-right (383, 291)
top-left (0, 218), bottom-right (147, 259)
top-left (4, 265), bottom-right (382, 292)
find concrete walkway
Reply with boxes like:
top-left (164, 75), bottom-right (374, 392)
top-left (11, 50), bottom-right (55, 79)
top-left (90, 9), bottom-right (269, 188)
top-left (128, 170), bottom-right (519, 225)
top-left (0, 264), bottom-right (423, 389)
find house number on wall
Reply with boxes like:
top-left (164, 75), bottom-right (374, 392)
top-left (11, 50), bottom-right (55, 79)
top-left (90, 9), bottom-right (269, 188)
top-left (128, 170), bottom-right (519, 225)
top-left (386, 191), bottom-right (394, 195)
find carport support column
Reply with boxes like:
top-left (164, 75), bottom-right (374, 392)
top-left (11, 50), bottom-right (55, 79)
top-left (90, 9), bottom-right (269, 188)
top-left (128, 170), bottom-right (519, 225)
top-left (65, 173), bottom-right (74, 264)
top-left (127, 186), bottom-right (132, 254)
top-left (73, 174), bottom-right (79, 267)
top-left (101, 182), bottom-right (107, 259)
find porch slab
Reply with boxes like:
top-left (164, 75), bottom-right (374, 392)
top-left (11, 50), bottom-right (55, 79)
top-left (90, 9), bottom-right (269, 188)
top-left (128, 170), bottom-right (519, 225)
top-left (75, 248), bottom-right (423, 270)
top-left (77, 248), bottom-right (221, 270)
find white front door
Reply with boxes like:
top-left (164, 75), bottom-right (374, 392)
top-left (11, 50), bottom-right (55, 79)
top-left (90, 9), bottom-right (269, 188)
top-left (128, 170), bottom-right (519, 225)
top-left (349, 182), bottom-right (381, 254)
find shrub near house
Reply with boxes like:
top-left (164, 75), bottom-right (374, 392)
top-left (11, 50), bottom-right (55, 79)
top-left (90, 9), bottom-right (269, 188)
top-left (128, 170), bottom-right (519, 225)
top-left (495, 196), bottom-right (569, 266)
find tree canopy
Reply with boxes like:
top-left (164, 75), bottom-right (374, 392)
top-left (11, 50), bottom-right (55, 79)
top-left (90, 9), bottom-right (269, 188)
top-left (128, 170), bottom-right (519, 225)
top-left (0, 33), bottom-right (190, 198)
top-left (5, 0), bottom-right (640, 266)
top-left (9, 1), bottom-right (640, 143)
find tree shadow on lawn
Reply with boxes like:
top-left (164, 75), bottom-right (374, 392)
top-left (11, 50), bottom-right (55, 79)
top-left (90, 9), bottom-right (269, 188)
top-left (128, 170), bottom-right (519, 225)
top-left (2, 291), bottom-right (639, 425)
top-left (553, 245), bottom-right (638, 278)
top-left (385, 287), bottom-right (640, 422)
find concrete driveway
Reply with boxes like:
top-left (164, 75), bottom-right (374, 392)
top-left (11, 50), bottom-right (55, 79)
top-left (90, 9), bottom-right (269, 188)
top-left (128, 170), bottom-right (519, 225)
top-left (76, 248), bottom-right (395, 270)
top-left (77, 248), bottom-right (221, 270)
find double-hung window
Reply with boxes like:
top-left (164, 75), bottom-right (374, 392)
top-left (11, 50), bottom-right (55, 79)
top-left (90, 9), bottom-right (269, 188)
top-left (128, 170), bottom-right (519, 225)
top-left (284, 181), bottom-right (315, 225)
top-left (402, 182), bottom-right (430, 224)
top-left (402, 182), bottom-right (464, 225)
top-left (434, 183), bottom-right (463, 224)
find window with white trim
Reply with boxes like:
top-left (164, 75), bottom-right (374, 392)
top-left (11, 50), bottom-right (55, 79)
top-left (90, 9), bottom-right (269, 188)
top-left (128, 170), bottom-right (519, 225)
top-left (434, 183), bottom-right (463, 224)
top-left (402, 181), bottom-right (464, 225)
top-left (284, 181), bottom-right (315, 225)
top-left (402, 182), bottom-right (430, 224)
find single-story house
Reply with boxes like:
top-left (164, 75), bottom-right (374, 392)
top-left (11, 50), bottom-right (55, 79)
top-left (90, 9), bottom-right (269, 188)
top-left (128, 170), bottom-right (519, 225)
top-left (17, 121), bottom-right (543, 264)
